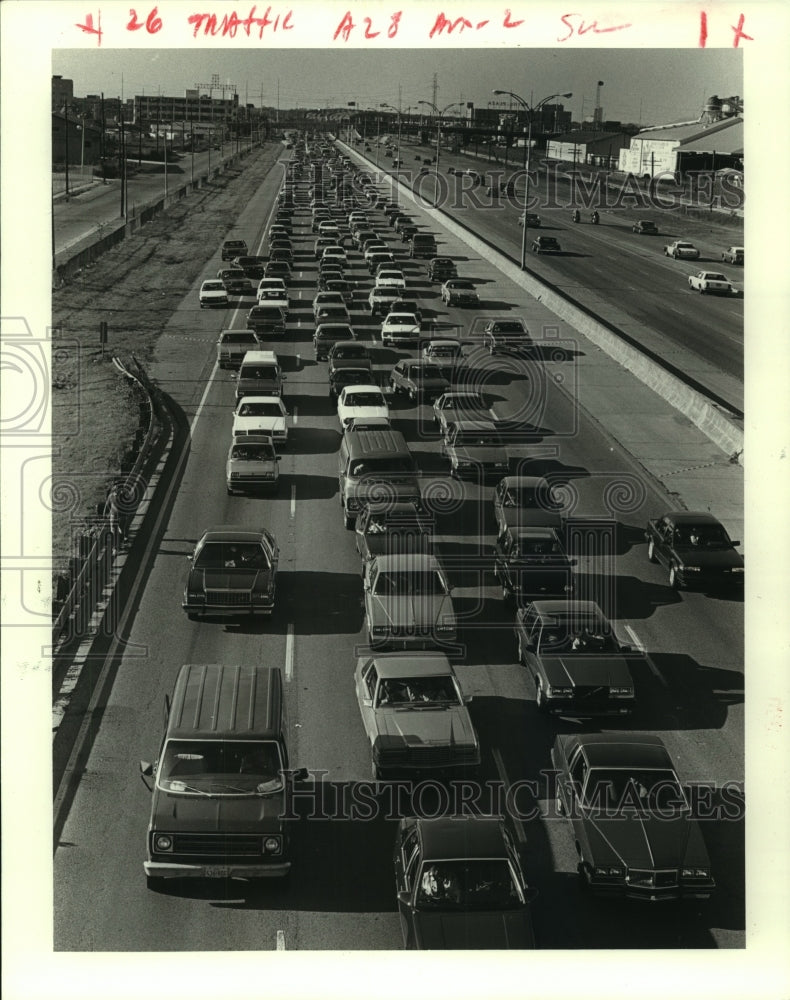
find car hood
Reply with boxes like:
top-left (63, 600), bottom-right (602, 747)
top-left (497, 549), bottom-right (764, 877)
top-left (367, 591), bottom-right (455, 630)
top-left (411, 909), bottom-right (534, 950)
top-left (373, 704), bottom-right (476, 746)
top-left (541, 654), bottom-right (632, 688)
top-left (452, 444), bottom-right (509, 463)
top-left (583, 812), bottom-right (707, 870)
top-left (233, 416), bottom-right (286, 435)
top-left (151, 788), bottom-right (285, 834)
top-left (187, 567), bottom-right (272, 591)
top-left (675, 546), bottom-right (743, 570)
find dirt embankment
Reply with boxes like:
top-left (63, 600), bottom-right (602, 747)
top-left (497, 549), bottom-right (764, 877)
top-left (51, 143), bottom-right (284, 576)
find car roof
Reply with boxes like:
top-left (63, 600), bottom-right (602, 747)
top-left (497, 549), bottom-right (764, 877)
top-left (365, 651), bottom-right (453, 679)
top-left (199, 528), bottom-right (268, 543)
top-left (662, 512), bottom-right (723, 526)
top-left (340, 378), bottom-right (380, 387)
top-left (499, 475), bottom-right (549, 489)
top-left (571, 734), bottom-right (674, 770)
top-left (417, 817), bottom-right (507, 861)
top-left (167, 663), bottom-right (282, 741)
top-left (450, 419), bottom-right (499, 432)
top-left (362, 501), bottom-right (424, 516)
top-left (527, 599), bottom-right (603, 620)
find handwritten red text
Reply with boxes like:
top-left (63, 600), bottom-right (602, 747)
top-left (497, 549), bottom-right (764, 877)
top-left (76, 11), bottom-right (103, 45)
top-left (333, 10), bottom-right (401, 41)
top-left (188, 6), bottom-right (294, 38)
top-left (557, 13), bottom-right (632, 42)
top-left (127, 7), bottom-right (163, 33)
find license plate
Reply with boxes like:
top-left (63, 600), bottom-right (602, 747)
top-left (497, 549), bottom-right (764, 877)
top-left (204, 866), bottom-right (230, 878)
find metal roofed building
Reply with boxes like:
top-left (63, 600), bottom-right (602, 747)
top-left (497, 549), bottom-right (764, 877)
top-left (545, 130), bottom-right (631, 169)
top-left (619, 115), bottom-right (743, 180)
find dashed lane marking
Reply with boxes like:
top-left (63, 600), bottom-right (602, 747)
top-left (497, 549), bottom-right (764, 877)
top-left (276, 930), bottom-right (286, 950)
top-left (285, 624), bottom-right (295, 682)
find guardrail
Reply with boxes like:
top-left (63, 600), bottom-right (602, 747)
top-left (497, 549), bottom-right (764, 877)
top-left (51, 356), bottom-right (159, 649)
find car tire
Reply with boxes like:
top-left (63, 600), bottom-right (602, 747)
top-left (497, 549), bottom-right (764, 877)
top-left (647, 538), bottom-right (657, 563)
top-left (502, 581), bottom-right (512, 601)
top-left (669, 564), bottom-right (682, 589)
top-left (344, 513), bottom-right (355, 530)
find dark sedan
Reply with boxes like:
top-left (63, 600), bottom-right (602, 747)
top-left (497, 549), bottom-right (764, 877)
top-left (551, 733), bottom-right (716, 901)
top-left (393, 816), bottom-right (537, 949)
top-left (182, 528), bottom-right (279, 620)
top-left (645, 511), bottom-right (743, 590)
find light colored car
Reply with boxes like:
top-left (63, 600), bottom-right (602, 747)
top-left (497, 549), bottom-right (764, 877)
top-left (442, 419), bottom-right (509, 478)
top-left (375, 269), bottom-right (407, 292)
top-left (199, 280), bottom-right (229, 308)
top-left (687, 271), bottom-right (736, 295)
top-left (368, 287), bottom-right (401, 316)
top-left (337, 384), bottom-right (390, 429)
top-left (381, 312), bottom-right (421, 347)
top-left (721, 245), bottom-right (744, 265)
top-left (664, 240), bottom-right (700, 260)
top-left (232, 395), bottom-right (290, 447)
top-left (389, 360), bottom-right (451, 403)
top-left (363, 553), bottom-right (457, 649)
top-left (354, 651), bottom-right (479, 779)
top-left (422, 339), bottom-right (464, 370)
top-left (226, 434), bottom-right (280, 494)
top-left (322, 245), bottom-right (348, 265)
top-left (256, 278), bottom-right (289, 311)
top-left (433, 391), bottom-right (493, 438)
top-left (312, 291), bottom-right (347, 320)
top-left (318, 222), bottom-right (342, 240)
top-left (440, 279), bottom-right (479, 307)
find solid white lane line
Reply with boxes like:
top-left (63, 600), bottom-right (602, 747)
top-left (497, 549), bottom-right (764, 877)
top-left (290, 484), bottom-right (296, 519)
top-left (276, 930), bottom-right (286, 950)
top-left (285, 624), bottom-right (294, 681)
top-left (292, 405), bottom-right (298, 425)
top-left (492, 748), bottom-right (527, 845)
top-left (623, 624), bottom-right (668, 688)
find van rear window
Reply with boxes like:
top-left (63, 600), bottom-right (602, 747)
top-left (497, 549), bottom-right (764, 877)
top-left (242, 365), bottom-right (278, 380)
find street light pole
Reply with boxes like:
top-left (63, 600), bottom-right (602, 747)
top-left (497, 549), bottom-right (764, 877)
top-left (493, 89), bottom-right (572, 269)
top-left (418, 100), bottom-right (462, 206)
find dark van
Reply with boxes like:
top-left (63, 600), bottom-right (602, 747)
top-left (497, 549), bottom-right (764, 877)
top-left (140, 663), bottom-right (307, 888)
top-left (338, 427), bottom-right (422, 529)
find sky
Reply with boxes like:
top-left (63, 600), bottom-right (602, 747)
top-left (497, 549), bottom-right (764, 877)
top-left (52, 48), bottom-right (743, 126)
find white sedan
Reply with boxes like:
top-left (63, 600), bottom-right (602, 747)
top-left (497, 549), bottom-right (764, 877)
top-left (199, 280), bottom-right (229, 308)
top-left (687, 271), bottom-right (736, 295)
top-left (256, 278), bottom-right (289, 311)
top-left (322, 245), bottom-right (348, 265)
top-left (232, 396), bottom-right (290, 447)
top-left (337, 385), bottom-right (390, 430)
top-left (664, 240), bottom-right (700, 260)
top-left (375, 269), bottom-right (407, 292)
top-left (381, 312), bottom-right (421, 346)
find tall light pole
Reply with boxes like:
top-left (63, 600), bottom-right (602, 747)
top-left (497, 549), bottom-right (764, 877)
top-left (493, 89), bottom-right (572, 269)
top-left (417, 100), bottom-right (462, 206)
top-left (380, 102), bottom-right (402, 168)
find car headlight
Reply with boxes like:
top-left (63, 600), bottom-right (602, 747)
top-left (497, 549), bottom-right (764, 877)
top-left (684, 565), bottom-right (701, 573)
top-left (154, 834), bottom-right (173, 852)
top-left (230, 473), bottom-right (241, 480)
top-left (186, 590), bottom-right (203, 601)
top-left (263, 837), bottom-right (282, 854)
top-left (371, 625), bottom-right (388, 635)
top-left (681, 867), bottom-right (711, 879)
top-left (594, 865), bottom-right (624, 877)
top-left (610, 687), bottom-right (634, 698)
top-left (346, 497), bottom-right (360, 511)
top-left (548, 686), bottom-right (573, 697)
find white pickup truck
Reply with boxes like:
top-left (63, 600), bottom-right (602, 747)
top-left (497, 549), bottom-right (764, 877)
top-left (687, 271), bottom-right (736, 295)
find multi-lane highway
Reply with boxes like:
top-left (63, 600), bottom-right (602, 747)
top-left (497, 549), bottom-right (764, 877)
top-left (54, 139), bottom-right (743, 950)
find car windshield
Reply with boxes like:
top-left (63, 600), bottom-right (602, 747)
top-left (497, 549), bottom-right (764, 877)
top-left (416, 860), bottom-right (521, 911)
top-left (503, 487), bottom-right (556, 508)
top-left (375, 675), bottom-right (460, 708)
top-left (538, 621), bottom-right (616, 653)
top-left (705, 273), bottom-right (727, 282)
top-left (492, 323), bottom-right (526, 334)
top-left (194, 542), bottom-right (269, 570)
top-left (231, 445), bottom-right (275, 461)
top-left (675, 524), bottom-right (730, 547)
top-left (582, 768), bottom-right (687, 814)
top-left (351, 458), bottom-right (415, 477)
top-left (514, 538), bottom-right (562, 556)
top-left (237, 402), bottom-right (282, 417)
top-left (319, 327), bottom-right (353, 341)
top-left (388, 314), bottom-right (417, 324)
top-left (451, 281), bottom-right (475, 290)
top-left (345, 391), bottom-right (385, 407)
top-left (223, 335), bottom-right (257, 345)
top-left (158, 740), bottom-right (284, 796)
top-left (372, 569), bottom-right (446, 595)
top-left (416, 366), bottom-right (444, 380)
top-left (242, 366), bottom-right (278, 380)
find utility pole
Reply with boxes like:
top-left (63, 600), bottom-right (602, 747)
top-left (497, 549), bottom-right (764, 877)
top-left (119, 103), bottom-right (125, 219)
top-left (64, 101), bottom-right (70, 195)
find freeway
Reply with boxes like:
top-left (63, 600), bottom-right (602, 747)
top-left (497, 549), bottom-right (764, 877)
top-left (53, 143), bottom-right (743, 950)
top-left (361, 139), bottom-right (744, 411)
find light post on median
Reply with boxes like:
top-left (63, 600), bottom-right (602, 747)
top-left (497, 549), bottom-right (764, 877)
top-left (417, 100), bottom-right (462, 206)
top-left (493, 89), bottom-right (572, 269)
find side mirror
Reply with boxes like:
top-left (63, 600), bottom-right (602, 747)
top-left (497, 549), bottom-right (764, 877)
top-left (396, 890), bottom-right (413, 908)
top-left (140, 761), bottom-right (153, 777)
top-left (291, 767), bottom-right (309, 782)
top-left (186, 554), bottom-right (193, 562)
